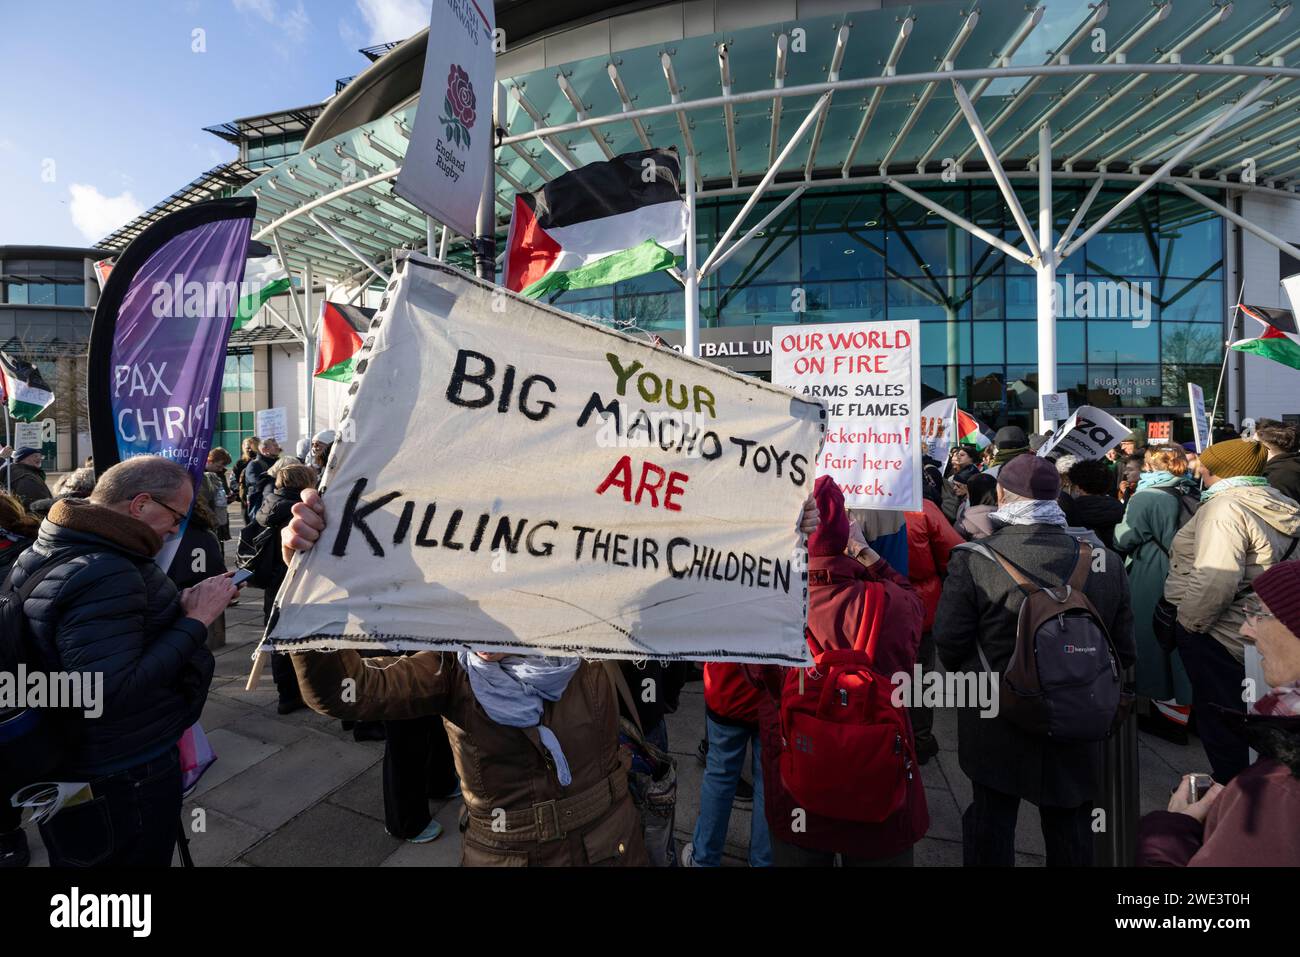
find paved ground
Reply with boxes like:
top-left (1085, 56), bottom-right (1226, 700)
top-left (21, 528), bottom-right (1193, 867)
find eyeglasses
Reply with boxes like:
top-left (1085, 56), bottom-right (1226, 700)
top-left (149, 496), bottom-right (188, 527)
top-left (1243, 602), bottom-right (1276, 623)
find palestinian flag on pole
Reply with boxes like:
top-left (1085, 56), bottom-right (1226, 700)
top-left (1231, 302), bottom-right (1300, 372)
top-left (504, 147), bottom-right (686, 298)
top-left (956, 409), bottom-right (991, 450)
top-left (232, 250), bottom-right (294, 331)
top-left (314, 302), bottom-right (374, 382)
top-left (0, 351), bottom-right (55, 422)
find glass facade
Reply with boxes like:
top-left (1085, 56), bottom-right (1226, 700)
top-left (214, 351), bottom-right (256, 457)
top-left (1, 256), bottom-right (88, 308)
top-left (245, 133), bottom-right (306, 171)
top-left (540, 183), bottom-right (1224, 428)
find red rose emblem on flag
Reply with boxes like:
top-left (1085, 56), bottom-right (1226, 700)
top-left (440, 64), bottom-right (476, 149)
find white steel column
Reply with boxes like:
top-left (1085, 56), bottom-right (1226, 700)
top-left (684, 152), bottom-right (699, 359)
top-left (303, 261), bottom-right (315, 437)
top-left (1036, 124), bottom-right (1057, 432)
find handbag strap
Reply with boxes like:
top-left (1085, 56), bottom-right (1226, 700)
top-left (602, 660), bottom-right (645, 738)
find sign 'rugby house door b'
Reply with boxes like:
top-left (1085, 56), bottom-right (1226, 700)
top-left (265, 254), bottom-right (826, 665)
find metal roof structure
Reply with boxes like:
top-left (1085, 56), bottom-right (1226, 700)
top-left (97, 160), bottom-right (259, 252)
top-left (202, 105), bottom-right (326, 147)
top-left (239, 0), bottom-right (1300, 296)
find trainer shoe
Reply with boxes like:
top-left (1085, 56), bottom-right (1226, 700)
top-left (407, 820), bottom-right (443, 844)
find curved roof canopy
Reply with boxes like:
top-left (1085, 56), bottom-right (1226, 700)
top-left (243, 0), bottom-right (1300, 284)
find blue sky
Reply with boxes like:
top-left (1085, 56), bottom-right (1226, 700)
top-left (0, 0), bottom-right (433, 248)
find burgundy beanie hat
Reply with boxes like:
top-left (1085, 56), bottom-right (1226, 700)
top-left (997, 453), bottom-right (1061, 501)
top-left (808, 474), bottom-right (850, 557)
top-left (1251, 561), bottom-right (1300, 638)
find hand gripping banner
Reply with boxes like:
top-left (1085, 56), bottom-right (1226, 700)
top-left (266, 254), bottom-right (825, 664)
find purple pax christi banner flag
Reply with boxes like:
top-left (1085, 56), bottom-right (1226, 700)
top-left (88, 198), bottom-right (256, 567)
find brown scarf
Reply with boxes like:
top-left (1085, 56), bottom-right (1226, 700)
top-left (48, 498), bottom-right (162, 558)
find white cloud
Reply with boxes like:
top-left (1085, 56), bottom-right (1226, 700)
top-left (355, 0), bottom-right (430, 45)
top-left (68, 183), bottom-right (145, 243)
top-left (232, 0), bottom-right (310, 44)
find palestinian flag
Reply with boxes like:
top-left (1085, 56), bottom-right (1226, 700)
top-left (0, 351), bottom-right (55, 422)
top-left (956, 409), bottom-right (991, 450)
top-left (233, 250), bottom-right (294, 330)
top-left (1231, 303), bottom-right (1300, 372)
top-left (504, 147), bottom-right (686, 298)
top-left (314, 302), bottom-right (374, 382)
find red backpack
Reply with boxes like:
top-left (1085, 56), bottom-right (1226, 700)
top-left (779, 582), bottom-right (914, 824)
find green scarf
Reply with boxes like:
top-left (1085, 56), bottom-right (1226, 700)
top-left (991, 447), bottom-right (1028, 469)
top-left (1201, 474), bottom-right (1270, 502)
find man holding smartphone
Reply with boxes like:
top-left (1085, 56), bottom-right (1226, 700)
top-left (8, 455), bottom-right (236, 867)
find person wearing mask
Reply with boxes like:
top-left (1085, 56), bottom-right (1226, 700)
top-left (9, 456), bottom-right (234, 866)
top-left (1137, 558), bottom-right (1300, 866)
top-left (904, 495), bottom-right (965, 762)
top-left (955, 473), bottom-right (998, 541)
top-left (1256, 419), bottom-right (1300, 503)
top-left (682, 660), bottom-right (771, 867)
top-left (276, 486), bottom-right (821, 865)
top-left (1164, 438), bottom-right (1300, 784)
top-left (1066, 458), bottom-right (1126, 549)
top-left (985, 426), bottom-right (1031, 479)
top-left (242, 438), bottom-right (281, 519)
top-left (0, 493), bottom-right (39, 867)
top-left (1112, 446), bottom-right (1198, 743)
top-left (750, 479), bottom-right (928, 866)
top-left (934, 454), bottom-right (1136, 866)
top-left (2, 447), bottom-right (53, 510)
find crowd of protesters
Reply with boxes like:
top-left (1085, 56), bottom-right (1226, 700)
top-left (2, 416), bottom-right (1299, 869)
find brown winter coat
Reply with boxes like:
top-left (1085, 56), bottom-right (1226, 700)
top-left (291, 650), bottom-right (648, 866)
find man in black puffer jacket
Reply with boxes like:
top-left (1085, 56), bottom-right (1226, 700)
top-left (10, 455), bottom-right (237, 867)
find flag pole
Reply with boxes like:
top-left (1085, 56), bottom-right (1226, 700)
top-left (683, 152), bottom-right (699, 359)
top-left (3, 405), bottom-right (10, 495)
top-left (1209, 279), bottom-right (1245, 430)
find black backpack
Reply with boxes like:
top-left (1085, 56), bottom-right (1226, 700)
top-left (966, 540), bottom-right (1129, 741)
top-left (236, 520), bottom-right (280, 589)
top-left (0, 562), bottom-right (70, 792)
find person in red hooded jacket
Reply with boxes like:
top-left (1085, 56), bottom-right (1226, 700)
top-left (905, 498), bottom-right (965, 763)
top-left (749, 476), bottom-right (929, 866)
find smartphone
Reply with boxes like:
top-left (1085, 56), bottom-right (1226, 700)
top-left (1188, 773), bottom-right (1215, 803)
top-left (231, 568), bottom-right (255, 587)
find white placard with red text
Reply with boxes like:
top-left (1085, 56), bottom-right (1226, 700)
top-left (770, 321), bottom-right (921, 511)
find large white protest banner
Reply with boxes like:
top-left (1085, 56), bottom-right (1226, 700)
top-left (1036, 405), bottom-right (1128, 460)
top-left (770, 321), bottom-right (921, 511)
top-left (266, 255), bottom-right (825, 664)
top-left (919, 398), bottom-right (957, 463)
top-left (393, 0), bottom-right (496, 237)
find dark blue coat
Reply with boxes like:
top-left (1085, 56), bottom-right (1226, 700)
top-left (11, 504), bottom-right (214, 777)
